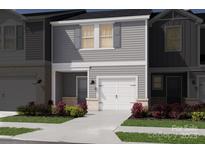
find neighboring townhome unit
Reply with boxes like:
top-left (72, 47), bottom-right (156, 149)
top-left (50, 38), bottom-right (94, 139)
top-left (51, 10), bottom-right (151, 110)
top-left (149, 9), bottom-right (205, 105)
top-left (0, 9), bottom-right (85, 111)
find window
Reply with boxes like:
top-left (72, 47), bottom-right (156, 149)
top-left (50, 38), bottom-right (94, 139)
top-left (16, 25), bottom-right (24, 50)
top-left (100, 24), bottom-right (113, 48)
top-left (152, 75), bottom-right (163, 90)
top-left (0, 27), bottom-right (2, 49)
top-left (4, 26), bottom-right (15, 50)
top-left (165, 25), bottom-right (182, 52)
top-left (81, 25), bottom-right (94, 49)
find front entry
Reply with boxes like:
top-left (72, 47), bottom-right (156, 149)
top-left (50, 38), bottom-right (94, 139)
top-left (98, 77), bottom-right (137, 110)
top-left (76, 76), bottom-right (87, 102)
top-left (199, 77), bottom-right (205, 103)
top-left (166, 76), bottom-right (182, 103)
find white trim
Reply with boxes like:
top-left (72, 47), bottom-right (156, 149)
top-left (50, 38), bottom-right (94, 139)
top-left (79, 48), bottom-right (115, 51)
top-left (96, 75), bottom-right (139, 100)
top-left (94, 24), bottom-right (99, 48)
top-left (52, 69), bottom-right (89, 103)
top-left (51, 15), bottom-right (150, 26)
top-left (196, 75), bottom-right (205, 99)
top-left (145, 19), bottom-right (148, 99)
top-left (52, 61), bottom-right (146, 71)
top-left (76, 76), bottom-right (87, 99)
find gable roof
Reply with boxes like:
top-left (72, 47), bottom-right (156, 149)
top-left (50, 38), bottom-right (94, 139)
top-left (66, 9), bottom-right (152, 20)
top-left (149, 9), bottom-right (203, 26)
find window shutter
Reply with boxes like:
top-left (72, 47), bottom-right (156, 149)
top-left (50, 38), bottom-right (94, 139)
top-left (16, 25), bottom-right (24, 50)
top-left (113, 22), bottom-right (121, 48)
top-left (74, 25), bottom-right (81, 49)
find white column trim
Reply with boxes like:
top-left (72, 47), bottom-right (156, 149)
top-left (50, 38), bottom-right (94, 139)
top-left (144, 19), bottom-right (148, 99)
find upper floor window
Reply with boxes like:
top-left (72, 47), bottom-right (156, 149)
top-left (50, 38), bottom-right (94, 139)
top-left (4, 26), bottom-right (15, 50)
top-left (81, 25), bottom-right (94, 49)
top-left (165, 25), bottom-right (182, 52)
top-left (81, 23), bottom-right (113, 49)
top-left (100, 24), bottom-right (113, 48)
top-left (0, 25), bottom-right (24, 51)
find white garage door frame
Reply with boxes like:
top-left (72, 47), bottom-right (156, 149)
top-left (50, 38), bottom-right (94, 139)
top-left (197, 75), bottom-right (205, 102)
top-left (96, 76), bottom-right (139, 110)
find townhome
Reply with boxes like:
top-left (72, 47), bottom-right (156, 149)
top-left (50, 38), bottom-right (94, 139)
top-left (149, 9), bottom-right (205, 105)
top-left (0, 9), bottom-right (85, 111)
top-left (51, 10), bottom-right (151, 110)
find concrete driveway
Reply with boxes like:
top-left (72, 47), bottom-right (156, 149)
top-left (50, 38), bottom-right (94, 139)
top-left (12, 111), bottom-right (130, 144)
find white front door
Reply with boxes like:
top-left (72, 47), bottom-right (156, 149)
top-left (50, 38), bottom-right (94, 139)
top-left (99, 77), bottom-right (137, 110)
top-left (199, 77), bottom-right (205, 103)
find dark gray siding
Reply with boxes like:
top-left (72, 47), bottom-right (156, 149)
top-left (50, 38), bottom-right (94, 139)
top-left (25, 21), bottom-right (44, 60)
top-left (89, 65), bottom-right (145, 99)
top-left (149, 15), bottom-right (199, 67)
top-left (53, 21), bottom-right (145, 63)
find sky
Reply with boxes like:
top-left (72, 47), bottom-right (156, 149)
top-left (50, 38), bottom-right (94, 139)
top-left (15, 9), bottom-right (205, 14)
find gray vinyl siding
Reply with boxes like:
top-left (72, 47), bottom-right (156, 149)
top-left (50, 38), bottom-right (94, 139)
top-left (89, 65), bottom-right (145, 99)
top-left (25, 21), bottom-right (44, 60)
top-left (53, 21), bottom-right (145, 63)
top-left (149, 15), bottom-right (199, 67)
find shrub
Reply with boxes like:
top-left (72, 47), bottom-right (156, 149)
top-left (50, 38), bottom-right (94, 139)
top-left (17, 106), bottom-right (28, 115)
top-left (177, 112), bottom-right (191, 120)
top-left (55, 101), bottom-right (66, 116)
top-left (192, 112), bottom-right (205, 121)
top-left (151, 111), bottom-right (162, 119)
top-left (131, 103), bottom-right (147, 118)
top-left (78, 102), bottom-right (88, 114)
top-left (65, 105), bottom-right (85, 117)
top-left (35, 104), bottom-right (52, 116)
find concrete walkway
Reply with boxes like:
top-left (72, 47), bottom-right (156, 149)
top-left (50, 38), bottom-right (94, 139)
top-left (0, 111), bottom-right (17, 118)
top-left (116, 126), bottom-right (205, 136)
top-left (0, 111), bottom-right (130, 144)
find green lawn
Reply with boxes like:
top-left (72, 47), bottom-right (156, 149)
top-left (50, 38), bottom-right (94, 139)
top-left (116, 132), bottom-right (205, 144)
top-left (0, 116), bottom-right (73, 124)
top-left (122, 119), bottom-right (205, 129)
top-left (0, 127), bottom-right (39, 136)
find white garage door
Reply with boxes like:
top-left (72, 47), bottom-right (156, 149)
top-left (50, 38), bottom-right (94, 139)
top-left (199, 77), bottom-right (205, 103)
top-left (98, 77), bottom-right (137, 110)
top-left (0, 77), bottom-right (36, 111)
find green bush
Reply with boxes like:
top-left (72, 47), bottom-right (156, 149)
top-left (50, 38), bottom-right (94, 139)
top-left (17, 103), bottom-right (52, 116)
top-left (65, 105), bottom-right (85, 117)
top-left (192, 112), bottom-right (205, 121)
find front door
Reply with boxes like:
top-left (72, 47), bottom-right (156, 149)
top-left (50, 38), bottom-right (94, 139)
top-left (166, 76), bottom-right (182, 103)
top-left (76, 77), bottom-right (87, 102)
top-left (199, 77), bottom-right (205, 103)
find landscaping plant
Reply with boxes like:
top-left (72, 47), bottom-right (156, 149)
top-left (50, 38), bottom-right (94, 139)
top-left (65, 105), bottom-right (85, 118)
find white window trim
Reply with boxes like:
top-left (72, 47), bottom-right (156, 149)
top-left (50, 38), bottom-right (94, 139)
top-left (80, 23), bottom-right (114, 50)
top-left (164, 25), bottom-right (182, 52)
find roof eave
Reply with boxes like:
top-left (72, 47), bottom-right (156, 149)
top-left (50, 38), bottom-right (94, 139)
top-left (51, 15), bottom-right (150, 26)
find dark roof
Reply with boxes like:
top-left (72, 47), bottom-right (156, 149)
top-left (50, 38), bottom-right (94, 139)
top-left (22, 9), bottom-right (86, 19)
top-left (66, 9), bottom-right (152, 20)
top-left (195, 13), bottom-right (205, 23)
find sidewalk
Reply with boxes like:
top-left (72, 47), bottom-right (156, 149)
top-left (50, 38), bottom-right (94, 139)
top-left (115, 126), bottom-right (205, 136)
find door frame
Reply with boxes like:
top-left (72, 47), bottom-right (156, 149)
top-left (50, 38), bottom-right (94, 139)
top-left (166, 76), bottom-right (183, 103)
top-left (96, 76), bottom-right (139, 101)
top-left (197, 75), bottom-right (205, 100)
top-left (76, 76), bottom-right (87, 99)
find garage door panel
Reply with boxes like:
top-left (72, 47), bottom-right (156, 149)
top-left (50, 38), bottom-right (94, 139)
top-left (99, 77), bottom-right (137, 110)
top-left (0, 77), bottom-right (36, 111)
